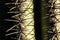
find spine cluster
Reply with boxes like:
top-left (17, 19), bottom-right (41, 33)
top-left (5, 0), bottom-right (35, 40)
top-left (48, 0), bottom-right (60, 40)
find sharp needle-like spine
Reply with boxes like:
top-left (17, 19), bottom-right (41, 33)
top-left (5, 19), bottom-right (19, 22)
top-left (5, 32), bottom-right (18, 36)
top-left (6, 23), bottom-right (19, 32)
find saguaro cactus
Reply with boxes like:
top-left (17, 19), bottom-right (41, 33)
top-left (5, 0), bottom-right (35, 40)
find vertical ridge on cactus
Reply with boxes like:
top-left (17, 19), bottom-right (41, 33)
top-left (5, 0), bottom-right (35, 40)
top-left (48, 0), bottom-right (60, 40)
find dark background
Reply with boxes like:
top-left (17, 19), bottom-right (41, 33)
top-left (0, 0), bottom-right (18, 40)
